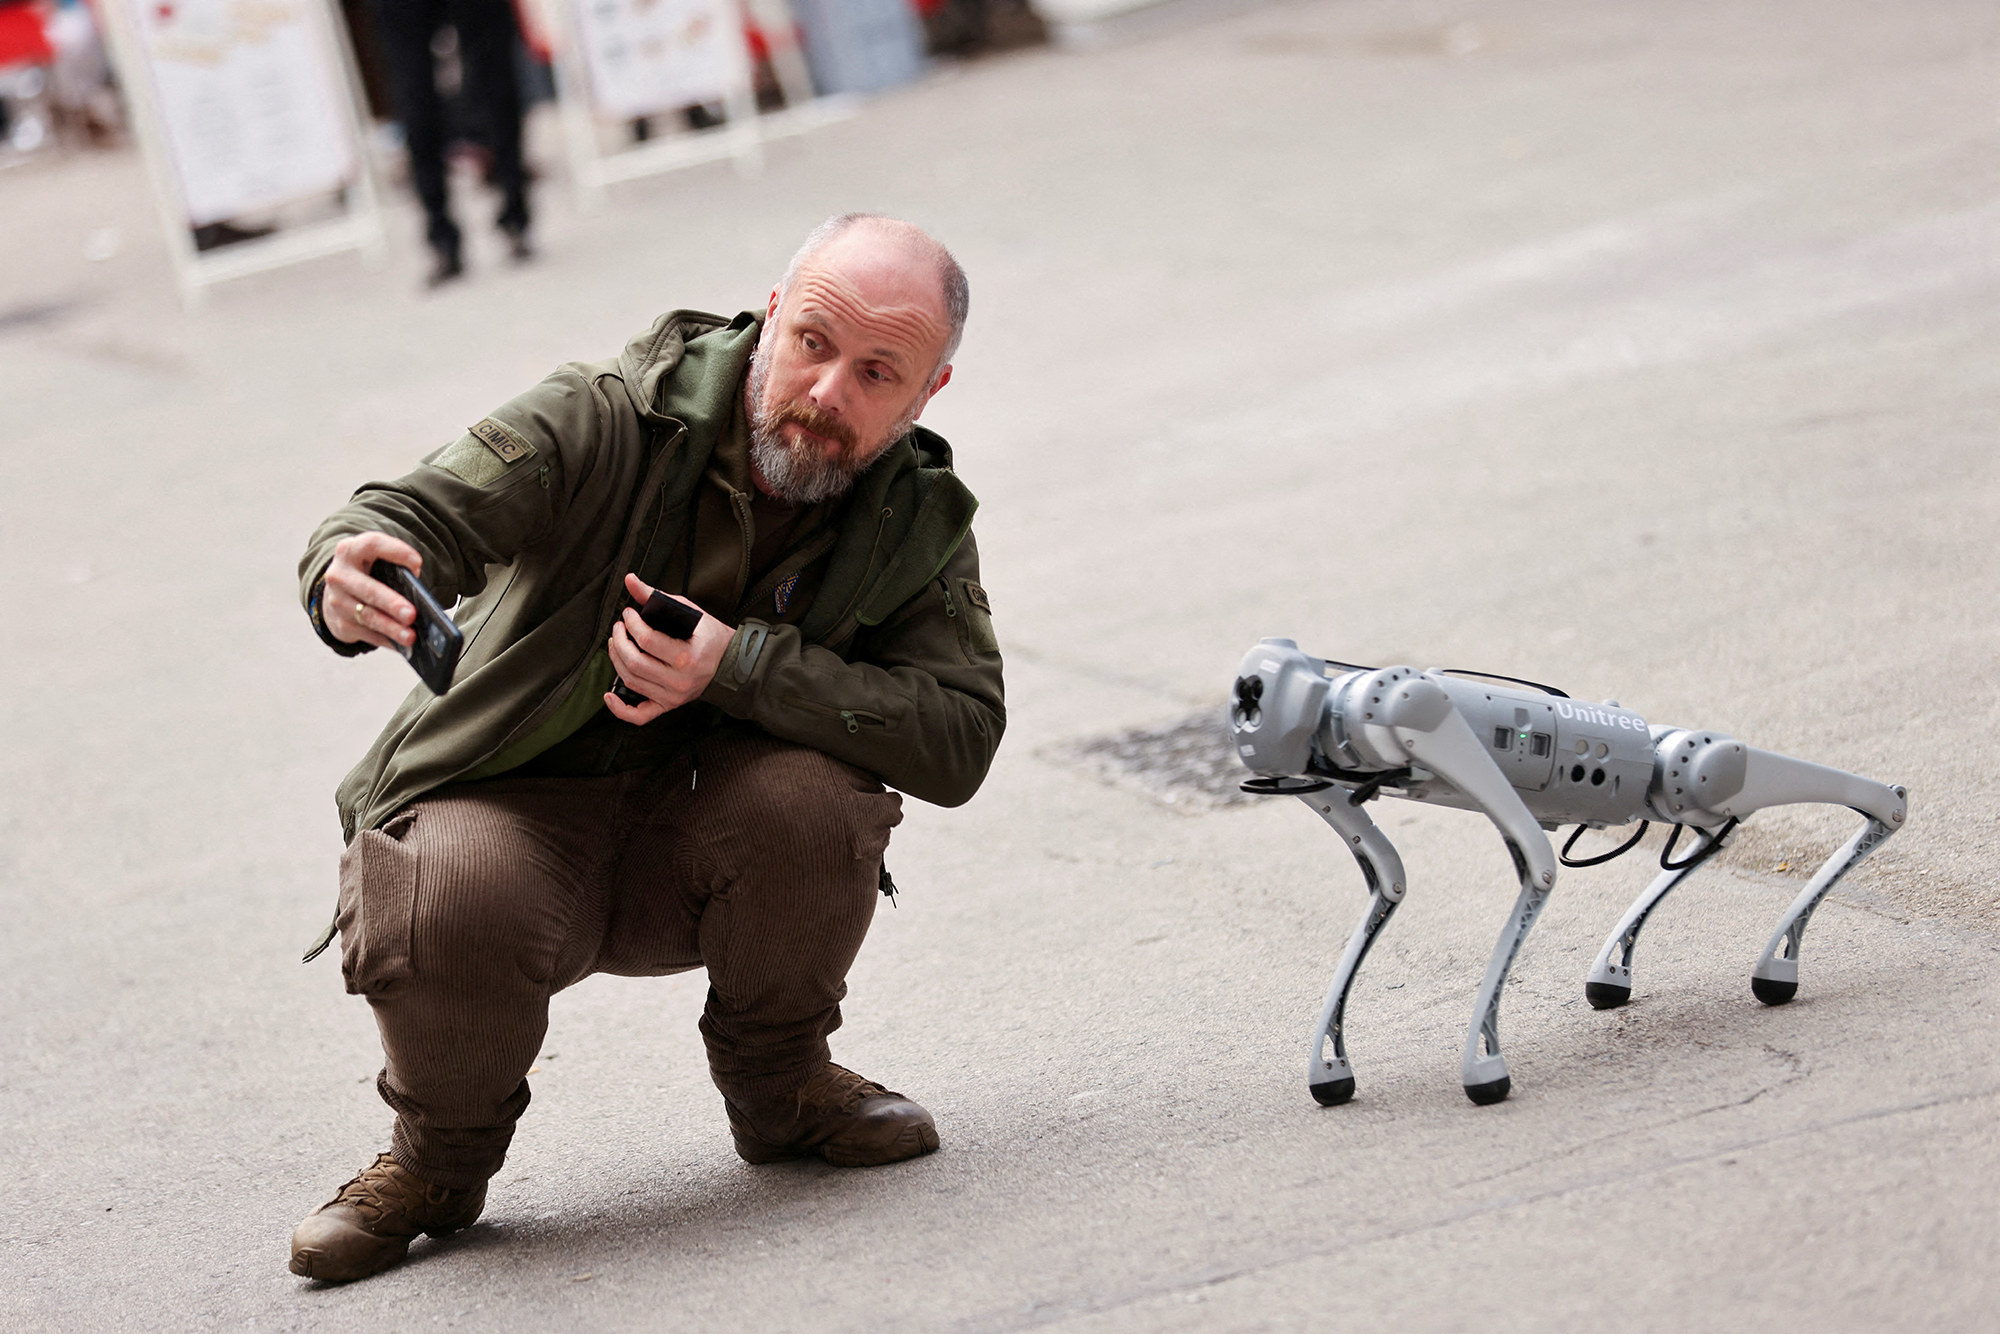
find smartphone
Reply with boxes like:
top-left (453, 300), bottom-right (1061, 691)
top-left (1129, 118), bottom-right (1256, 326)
top-left (370, 560), bottom-right (464, 695)
top-left (612, 589), bottom-right (702, 706)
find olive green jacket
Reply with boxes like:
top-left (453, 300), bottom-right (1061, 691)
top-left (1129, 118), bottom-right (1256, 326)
top-left (298, 309), bottom-right (1005, 845)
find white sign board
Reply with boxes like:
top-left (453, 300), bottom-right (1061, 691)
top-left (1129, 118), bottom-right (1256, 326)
top-left (570, 0), bottom-right (750, 121)
top-left (125, 0), bottom-right (359, 226)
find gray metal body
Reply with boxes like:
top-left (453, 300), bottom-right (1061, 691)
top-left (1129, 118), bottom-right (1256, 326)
top-left (1229, 638), bottom-right (1908, 1106)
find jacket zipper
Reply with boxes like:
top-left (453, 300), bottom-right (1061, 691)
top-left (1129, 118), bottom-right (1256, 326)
top-left (792, 700), bottom-right (889, 734)
top-left (826, 505), bottom-right (893, 634)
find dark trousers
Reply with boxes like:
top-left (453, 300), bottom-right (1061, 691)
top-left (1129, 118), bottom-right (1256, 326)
top-left (334, 732), bottom-right (904, 1189)
top-left (365, 0), bottom-right (530, 255)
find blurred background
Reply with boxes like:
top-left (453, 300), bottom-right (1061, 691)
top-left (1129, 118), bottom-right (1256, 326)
top-left (3, 0), bottom-right (1998, 1328)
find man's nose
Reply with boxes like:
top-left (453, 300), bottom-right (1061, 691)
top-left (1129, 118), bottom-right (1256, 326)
top-left (807, 362), bottom-right (851, 416)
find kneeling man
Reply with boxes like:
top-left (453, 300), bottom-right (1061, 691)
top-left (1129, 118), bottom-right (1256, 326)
top-left (289, 214), bottom-right (1003, 1282)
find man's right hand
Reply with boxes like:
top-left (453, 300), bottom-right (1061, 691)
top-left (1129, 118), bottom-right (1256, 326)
top-left (321, 532), bottom-right (422, 650)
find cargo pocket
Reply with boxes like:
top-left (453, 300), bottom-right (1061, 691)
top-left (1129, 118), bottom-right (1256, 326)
top-left (335, 809), bottom-right (420, 996)
top-left (843, 771), bottom-right (904, 865)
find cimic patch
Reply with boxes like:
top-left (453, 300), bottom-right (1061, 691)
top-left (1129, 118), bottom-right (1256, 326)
top-left (471, 417), bottom-right (535, 464)
top-left (963, 582), bottom-right (991, 613)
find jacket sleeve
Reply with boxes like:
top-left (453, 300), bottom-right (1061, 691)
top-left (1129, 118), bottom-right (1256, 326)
top-left (701, 530), bottom-right (1006, 807)
top-left (296, 367), bottom-right (608, 621)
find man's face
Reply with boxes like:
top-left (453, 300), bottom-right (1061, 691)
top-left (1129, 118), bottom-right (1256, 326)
top-left (746, 230), bottom-right (954, 504)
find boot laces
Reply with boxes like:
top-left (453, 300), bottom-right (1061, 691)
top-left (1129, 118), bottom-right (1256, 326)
top-left (329, 1154), bottom-right (453, 1222)
top-left (796, 1063), bottom-right (891, 1112)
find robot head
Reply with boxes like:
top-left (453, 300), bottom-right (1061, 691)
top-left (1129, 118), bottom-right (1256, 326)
top-left (1230, 638), bottom-right (1330, 777)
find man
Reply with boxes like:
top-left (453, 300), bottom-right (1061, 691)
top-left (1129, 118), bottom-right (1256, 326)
top-left (289, 215), bottom-right (1003, 1282)
top-left (366, 0), bottom-right (533, 284)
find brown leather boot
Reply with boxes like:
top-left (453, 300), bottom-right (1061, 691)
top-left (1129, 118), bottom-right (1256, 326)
top-left (289, 1154), bottom-right (487, 1283)
top-left (726, 1063), bottom-right (940, 1168)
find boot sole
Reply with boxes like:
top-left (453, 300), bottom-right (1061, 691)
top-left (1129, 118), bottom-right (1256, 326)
top-left (734, 1119), bottom-right (940, 1168)
top-left (288, 1217), bottom-right (478, 1283)
top-left (289, 1239), bottom-right (411, 1283)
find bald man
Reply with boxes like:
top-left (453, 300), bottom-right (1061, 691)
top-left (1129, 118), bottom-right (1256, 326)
top-left (289, 215), bottom-right (1004, 1283)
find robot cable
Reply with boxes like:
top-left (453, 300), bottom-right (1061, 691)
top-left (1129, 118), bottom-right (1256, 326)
top-left (1558, 815), bottom-right (1742, 871)
top-left (1559, 821), bottom-right (1651, 868)
top-left (1659, 817), bottom-right (1740, 872)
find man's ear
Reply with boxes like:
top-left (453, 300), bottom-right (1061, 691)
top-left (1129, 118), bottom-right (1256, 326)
top-left (913, 364), bottom-right (952, 420)
top-left (765, 286), bottom-right (781, 322)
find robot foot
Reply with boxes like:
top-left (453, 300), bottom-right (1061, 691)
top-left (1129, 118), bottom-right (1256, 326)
top-left (1751, 976), bottom-right (1798, 1006)
top-left (1463, 1075), bottom-right (1512, 1106)
top-left (1309, 1077), bottom-right (1356, 1107)
top-left (1584, 981), bottom-right (1632, 1010)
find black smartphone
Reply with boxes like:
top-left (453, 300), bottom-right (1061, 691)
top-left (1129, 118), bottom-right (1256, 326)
top-left (612, 589), bottom-right (702, 706)
top-left (370, 560), bottom-right (464, 696)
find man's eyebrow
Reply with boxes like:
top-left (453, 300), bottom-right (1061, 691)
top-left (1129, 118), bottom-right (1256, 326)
top-left (794, 307), bottom-right (913, 370)
top-left (791, 290), bottom-right (927, 369)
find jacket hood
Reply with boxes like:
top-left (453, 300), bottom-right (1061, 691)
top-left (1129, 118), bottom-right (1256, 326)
top-left (618, 308), bottom-right (755, 423)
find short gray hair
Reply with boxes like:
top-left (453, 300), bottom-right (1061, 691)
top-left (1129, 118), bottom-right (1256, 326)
top-left (780, 213), bottom-right (969, 377)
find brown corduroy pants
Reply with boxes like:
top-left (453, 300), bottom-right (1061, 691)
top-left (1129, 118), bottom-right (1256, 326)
top-left (333, 731), bottom-right (904, 1189)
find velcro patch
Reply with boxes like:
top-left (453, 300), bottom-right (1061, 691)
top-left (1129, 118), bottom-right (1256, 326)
top-left (963, 582), bottom-right (991, 613)
top-left (470, 417), bottom-right (535, 465)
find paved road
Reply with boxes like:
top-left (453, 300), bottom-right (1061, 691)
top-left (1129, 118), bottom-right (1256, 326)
top-left (3, 0), bottom-right (1996, 1327)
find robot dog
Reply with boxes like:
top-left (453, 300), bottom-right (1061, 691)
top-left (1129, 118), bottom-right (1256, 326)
top-left (1229, 639), bottom-right (1907, 1107)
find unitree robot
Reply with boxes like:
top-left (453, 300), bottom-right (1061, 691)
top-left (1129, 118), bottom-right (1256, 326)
top-left (1228, 639), bottom-right (1907, 1107)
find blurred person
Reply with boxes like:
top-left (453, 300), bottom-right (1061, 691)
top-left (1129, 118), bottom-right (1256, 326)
top-left (43, 0), bottom-right (119, 144)
top-left (368, 0), bottom-right (530, 285)
top-left (288, 214), bottom-right (1002, 1283)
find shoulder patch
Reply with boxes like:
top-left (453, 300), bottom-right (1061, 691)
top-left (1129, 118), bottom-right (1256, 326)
top-left (470, 417), bottom-right (536, 465)
top-left (432, 419), bottom-right (537, 487)
top-left (963, 582), bottom-right (991, 613)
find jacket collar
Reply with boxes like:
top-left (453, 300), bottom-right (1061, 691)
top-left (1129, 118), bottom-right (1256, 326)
top-left (620, 308), bottom-right (758, 426)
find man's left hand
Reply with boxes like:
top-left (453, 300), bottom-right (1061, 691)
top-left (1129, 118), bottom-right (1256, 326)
top-left (603, 574), bottom-right (733, 724)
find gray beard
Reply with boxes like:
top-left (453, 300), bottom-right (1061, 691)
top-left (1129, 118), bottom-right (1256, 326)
top-left (745, 342), bottom-right (922, 505)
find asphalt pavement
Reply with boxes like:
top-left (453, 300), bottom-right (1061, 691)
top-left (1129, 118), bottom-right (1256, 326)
top-left (2, 0), bottom-right (1997, 1327)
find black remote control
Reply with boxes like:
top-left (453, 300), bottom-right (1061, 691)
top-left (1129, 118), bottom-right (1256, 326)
top-left (612, 590), bottom-right (702, 706)
top-left (369, 560), bottom-right (464, 696)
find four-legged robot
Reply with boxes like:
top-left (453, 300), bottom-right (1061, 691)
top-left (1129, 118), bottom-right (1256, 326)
top-left (1229, 638), bottom-right (1907, 1106)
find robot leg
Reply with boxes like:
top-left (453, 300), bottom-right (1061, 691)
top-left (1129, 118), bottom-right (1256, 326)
top-left (1752, 812), bottom-right (1901, 1004)
top-left (1680, 746), bottom-right (1907, 1005)
top-left (1289, 782), bottom-right (1407, 1106)
top-left (1583, 826), bottom-right (1730, 1009)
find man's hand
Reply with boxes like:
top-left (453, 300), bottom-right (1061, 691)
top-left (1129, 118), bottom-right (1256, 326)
top-left (322, 533), bottom-right (422, 650)
top-left (604, 574), bottom-right (732, 724)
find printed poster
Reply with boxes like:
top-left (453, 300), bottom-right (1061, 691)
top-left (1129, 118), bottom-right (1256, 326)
top-left (571, 0), bottom-right (750, 120)
top-left (126, 0), bottom-right (359, 226)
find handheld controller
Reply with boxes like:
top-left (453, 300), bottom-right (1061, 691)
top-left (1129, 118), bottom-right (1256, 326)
top-left (611, 590), bottom-right (703, 707)
top-left (369, 561), bottom-right (463, 696)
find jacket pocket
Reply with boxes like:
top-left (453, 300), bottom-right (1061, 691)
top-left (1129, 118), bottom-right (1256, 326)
top-left (948, 576), bottom-right (999, 657)
top-left (336, 810), bottom-right (420, 996)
